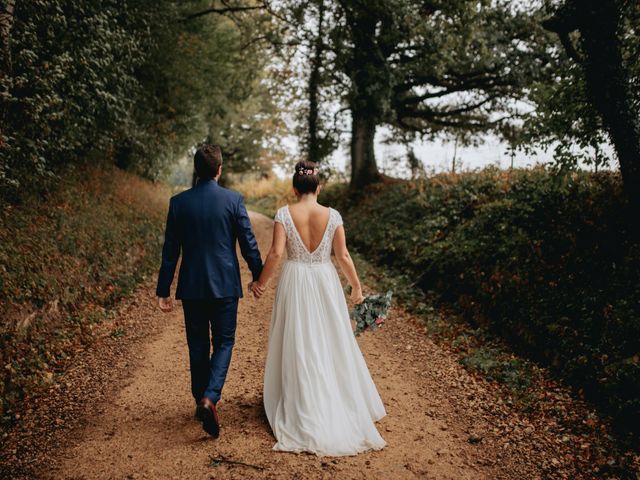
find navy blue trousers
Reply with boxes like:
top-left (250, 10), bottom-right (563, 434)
top-left (182, 298), bottom-right (239, 405)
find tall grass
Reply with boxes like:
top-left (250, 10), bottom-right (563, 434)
top-left (232, 176), bottom-right (297, 218)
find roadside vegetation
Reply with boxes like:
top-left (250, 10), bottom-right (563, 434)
top-left (320, 167), bottom-right (639, 444)
top-left (0, 165), bottom-right (169, 423)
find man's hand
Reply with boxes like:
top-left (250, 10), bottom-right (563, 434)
top-left (248, 281), bottom-right (265, 299)
top-left (158, 297), bottom-right (173, 312)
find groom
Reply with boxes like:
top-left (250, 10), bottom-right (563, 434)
top-left (156, 144), bottom-right (263, 438)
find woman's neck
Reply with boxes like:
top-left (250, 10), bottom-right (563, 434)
top-left (297, 193), bottom-right (318, 205)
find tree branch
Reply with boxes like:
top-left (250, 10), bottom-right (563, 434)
top-left (393, 63), bottom-right (510, 94)
top-left (399, 83), bottom-right (504, 104)
top-left (557, 32), bottom-right (583, 63)
top-left (542, 1), bottom-right (584, 63)
top-left (183, 5), bottom-right (264, 22)
top-left (396, 112), bottom-right (509, 133)
top-left (399, 94), bottom-right (499, 121)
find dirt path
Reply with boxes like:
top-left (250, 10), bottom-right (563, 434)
top-left (35, 212), bottom-right (578, 479)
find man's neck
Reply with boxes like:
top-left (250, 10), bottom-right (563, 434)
top-left (196, 177), bottom-right (217, 185)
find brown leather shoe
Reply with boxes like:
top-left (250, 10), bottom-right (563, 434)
top-left (195, 397), bottom-right (219, 438)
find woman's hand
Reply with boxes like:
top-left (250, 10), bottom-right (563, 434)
top-left (249, 281), bottom-right (265, 298)
top-left (350, 286), bottom-right (364, 305)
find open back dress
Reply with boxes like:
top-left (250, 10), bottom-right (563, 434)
top-left (262, 205), bottom-right (386, 456)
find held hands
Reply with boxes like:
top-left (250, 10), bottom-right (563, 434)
top-left (350, 286), bottom-right (364, 305)
top-left (249, 281), bottom-right (265, 299)
top-left (158, 297), bottom-right (173, 312)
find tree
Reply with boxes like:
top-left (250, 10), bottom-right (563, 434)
top-left (542, 0), bottom-right (640, 206)
top-left (0, 0), bottom-right (148, 197)
top-left (129, 1), bottom-right (280, 177)
top-left (334, 0), bottom-right (392, 188)
top-left (282, 0), bottom-right (552, 189)
top-left (262, 0), bottom-right (341, 167)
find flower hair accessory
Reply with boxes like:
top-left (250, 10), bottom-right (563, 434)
top-left (297, 167), bottom-right (319, 176)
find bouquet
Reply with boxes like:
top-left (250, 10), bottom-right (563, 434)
top-left (351, 291), bottom-right (393, 336)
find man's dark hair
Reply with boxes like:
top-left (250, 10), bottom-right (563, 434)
top-left (194, 144), bottom-right (223, 179)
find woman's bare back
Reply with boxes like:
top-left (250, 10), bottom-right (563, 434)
top-left (287, 202), bottom-right (331, 253)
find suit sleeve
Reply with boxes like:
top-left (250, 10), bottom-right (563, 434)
top-left (156, 197), bottom-right (181, 297)
top-left (235, 195), bottom-right (263, 282)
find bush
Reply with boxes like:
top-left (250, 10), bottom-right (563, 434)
top-left (0, 165), bottom-right (169, 420)
top-left (322, 167), bottom-right (640, 437)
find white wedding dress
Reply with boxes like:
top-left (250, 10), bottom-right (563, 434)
top-left (263, 205), bottom-right (386, 456)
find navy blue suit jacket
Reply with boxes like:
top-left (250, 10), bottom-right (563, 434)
top-left (156, 179), bottom-right (263, 299)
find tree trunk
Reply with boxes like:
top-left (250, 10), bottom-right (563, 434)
top-left (545, 0), bottom-right (640, 207)
top-left (306, 0), bottom-right (324, 163)
top-left (341, 1), bottom-right (386, 190)
top-left (350, 107), bottom-right (378, 190)
top-left (452, 137), bottom-right (458, 173)
top-left (578, 1), bottom-right (640, 207)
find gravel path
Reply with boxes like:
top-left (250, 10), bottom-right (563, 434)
top-left (3, 212), bottom-right (605, 479)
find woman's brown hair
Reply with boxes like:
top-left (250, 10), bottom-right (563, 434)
top-left (292, 160), bottom-right (320, 194)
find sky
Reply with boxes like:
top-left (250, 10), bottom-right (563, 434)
top-left (274, 126), bottom-right (614, 180)
top-left (327, 127), bottom-right (556, 179)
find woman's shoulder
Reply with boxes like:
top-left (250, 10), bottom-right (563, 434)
top-left (314, 204), bottom-right (337, 221)
top-left (326, 205), bottom-right (343, 224)
top-left (313, 202), bottom-right (333, 213)
top-left (320, 202), bottom-right (336, 212)
top-left (274, 205), bottom-right (289, 223)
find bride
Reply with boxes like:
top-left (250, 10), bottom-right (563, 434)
top-left (249, 160), bottom-right (386, 456)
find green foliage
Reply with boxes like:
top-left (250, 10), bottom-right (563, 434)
top-left (124, 2), bottom-right (280, 178)
top-left (460, 346), bottom-right (535, 396)
top-left (322, 168), bottom-right (640, 438)
top-left (348, 243), bottom-right (542, 407)
top-left (0, 1), bottom-right (279, 199)
top-left (1, 0), bottom-right (144, 194)
top-left (270, 0), bottom-right (558, 189)
top-left (0, 165), bottom-right (169, 420)
top-left (520, 62), bottom-right (612, 170)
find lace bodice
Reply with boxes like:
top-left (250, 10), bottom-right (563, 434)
top-left (274, 205), bottom-right (343, 264)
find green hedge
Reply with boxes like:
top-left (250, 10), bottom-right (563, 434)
top-left (0, 165), bottom-right (169, 420)
top-left (322, 168), bottom-right (640, 437)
